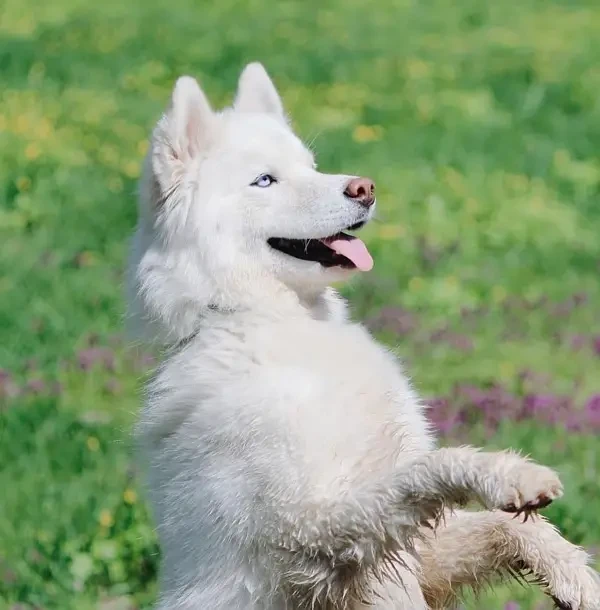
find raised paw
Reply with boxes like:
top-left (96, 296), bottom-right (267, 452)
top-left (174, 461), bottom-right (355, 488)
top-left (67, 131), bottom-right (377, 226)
top-left (503, 492), bottom-right (554, 522)
top-left (496, 459), bottom-right (563, 521)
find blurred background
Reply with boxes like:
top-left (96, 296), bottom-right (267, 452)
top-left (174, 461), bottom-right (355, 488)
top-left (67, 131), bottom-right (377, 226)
top-left (1, 0), bottom-right (599, 608)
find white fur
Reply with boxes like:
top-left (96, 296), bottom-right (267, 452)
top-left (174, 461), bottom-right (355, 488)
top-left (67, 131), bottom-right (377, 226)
top-left (127, 63), bottom-right (600, 609)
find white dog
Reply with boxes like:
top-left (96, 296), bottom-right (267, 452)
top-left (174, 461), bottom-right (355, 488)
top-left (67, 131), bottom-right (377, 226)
top-left (127, 63), bottom-right (600, 609)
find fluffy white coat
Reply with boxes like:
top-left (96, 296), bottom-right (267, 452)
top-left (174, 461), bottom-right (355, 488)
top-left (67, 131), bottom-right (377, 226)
top-left (127, 63), bottom-right (600, 609)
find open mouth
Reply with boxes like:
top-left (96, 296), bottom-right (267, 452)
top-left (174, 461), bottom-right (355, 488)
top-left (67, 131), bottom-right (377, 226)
top-left (267, 224), bottom-right (373, 272)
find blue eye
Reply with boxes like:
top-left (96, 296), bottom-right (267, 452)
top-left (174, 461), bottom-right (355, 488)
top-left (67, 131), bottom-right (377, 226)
top-left (252, 174), bottom-right (277, 188)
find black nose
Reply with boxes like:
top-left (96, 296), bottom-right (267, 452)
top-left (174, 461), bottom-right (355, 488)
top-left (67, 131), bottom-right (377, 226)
top-left (344, 177), bottom-right (375, 208)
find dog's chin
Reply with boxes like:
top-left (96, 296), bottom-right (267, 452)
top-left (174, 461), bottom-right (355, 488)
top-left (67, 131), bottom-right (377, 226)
top-left (275, 257), bottom-right (356, 296)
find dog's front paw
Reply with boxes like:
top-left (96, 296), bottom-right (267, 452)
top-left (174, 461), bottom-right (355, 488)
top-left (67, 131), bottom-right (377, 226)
top-left (486, 456), bottom-right (563, 520)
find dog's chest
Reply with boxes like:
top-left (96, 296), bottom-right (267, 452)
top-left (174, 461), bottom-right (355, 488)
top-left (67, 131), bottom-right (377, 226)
top-left (228, 318), bottom-right (434, 487)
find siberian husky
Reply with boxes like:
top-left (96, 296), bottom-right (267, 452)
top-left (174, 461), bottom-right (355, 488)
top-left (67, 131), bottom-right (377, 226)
top-left (127, 63), bottom-right (600, 609)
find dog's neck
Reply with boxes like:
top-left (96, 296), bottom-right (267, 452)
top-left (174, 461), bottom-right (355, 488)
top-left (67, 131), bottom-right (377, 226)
top-left (128, 224), bottom-right (350, 346)
top-left (297, 287), bottom-right (349, 323)
top-left (171, 285), bottom-right (349, 351)
top-left (179, 249), bottom-right (348, 325)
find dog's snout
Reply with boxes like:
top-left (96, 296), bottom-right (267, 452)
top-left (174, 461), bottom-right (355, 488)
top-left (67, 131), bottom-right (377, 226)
top-left (344, 177), bottom-right (375, 208)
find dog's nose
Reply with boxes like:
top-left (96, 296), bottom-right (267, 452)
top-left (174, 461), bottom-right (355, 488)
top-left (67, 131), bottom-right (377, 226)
top-left (344, 177), bottom-right (375, 208)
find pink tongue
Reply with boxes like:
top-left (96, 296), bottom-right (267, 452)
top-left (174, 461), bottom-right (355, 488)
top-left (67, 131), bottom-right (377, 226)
top-left (322, 237), bottom-right (374, 271)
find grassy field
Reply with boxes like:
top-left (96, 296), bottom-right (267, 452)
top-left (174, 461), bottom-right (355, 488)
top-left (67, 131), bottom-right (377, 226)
top-left (1, 0), bottom-right (600, 608)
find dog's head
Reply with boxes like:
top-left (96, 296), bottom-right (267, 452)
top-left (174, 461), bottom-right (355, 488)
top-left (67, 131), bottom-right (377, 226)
top-left (128, 63), bottom-right (375, 343)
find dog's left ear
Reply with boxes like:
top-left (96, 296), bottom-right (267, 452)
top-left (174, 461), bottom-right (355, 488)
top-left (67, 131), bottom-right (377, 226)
top-left (151, 76), bottom-right (215, 196)
top-left (234, 63), bottom-right (287, 123)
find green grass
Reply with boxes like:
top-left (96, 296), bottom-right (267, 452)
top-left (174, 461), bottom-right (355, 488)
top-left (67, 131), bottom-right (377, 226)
top-left (1, 0), bottom-right (600, 608)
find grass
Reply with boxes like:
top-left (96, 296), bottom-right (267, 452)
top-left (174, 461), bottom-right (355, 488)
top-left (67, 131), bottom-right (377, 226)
top-left (1, 0), bottom-right (600, 608)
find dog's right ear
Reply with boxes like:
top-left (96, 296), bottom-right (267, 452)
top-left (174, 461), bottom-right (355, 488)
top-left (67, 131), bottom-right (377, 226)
top-left (152, 76), bottom-right (214, 193)
top-left (234, 63), bottom-right (287, 124)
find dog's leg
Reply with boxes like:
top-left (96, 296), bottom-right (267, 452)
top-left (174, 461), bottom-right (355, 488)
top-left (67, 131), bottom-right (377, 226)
top-left (269, 447), bottom-right (562, 607)
top-left (389, 447), bottom-right (564, 521)
top-left (416, 510), bottom-right (600, 610)
top-left (277, 447), bottom-right (561, 558)
top-left (355, 551), bottom-right (428, 610)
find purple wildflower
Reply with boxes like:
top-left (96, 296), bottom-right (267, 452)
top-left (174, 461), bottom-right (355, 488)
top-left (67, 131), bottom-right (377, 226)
top-left (447, 333), bottom-right (474, 352)
top-left (424, 397), bottom-right (467, 435)
top-left (459, 385), bottom-right (518, 427)
top-left (25, 379), bottom-right (47, 394)
top-left (565, 413), bottom-right (583, 432)
top-left (568, 334), bottom-right (587, 351)
top-left (584, 395), bottom-right (600, 427)
top-left (77, 347), bottom-right (116, 372)
top-left (2, 568), bottom-right (17, 585)
top-left (366, 306), bottom-right (417, 336)
top-left (429, 327), bottom-right (448, 343)
top-left (551, 301), bottom-right (573, 317)
top-left (25, 358), bottom-right (39, 371)
top-left (523, 394), bottom-right (557, 416)
top-left (104, 379), bottom-right (122, 395)
top-left (523, 393), bottom-right (574, 426)
top-left (0, 369), bottom-right (20, 400)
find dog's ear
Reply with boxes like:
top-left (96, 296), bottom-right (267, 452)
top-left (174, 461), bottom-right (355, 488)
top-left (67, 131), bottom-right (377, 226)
top-left (152, 76), bottom-right (214, 192)
top-left (234, 63), bottom-right (287, 123)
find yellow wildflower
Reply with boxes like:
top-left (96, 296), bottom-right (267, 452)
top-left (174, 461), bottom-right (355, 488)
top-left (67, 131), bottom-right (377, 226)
top-left (123, 489), bottom-right (137, 504)
top-left (25, 143), bottom-right (41, 160)
top-left (99, 510), bottom-right (114, 528)
top-left (352, 125), bottom-right (383, 143)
